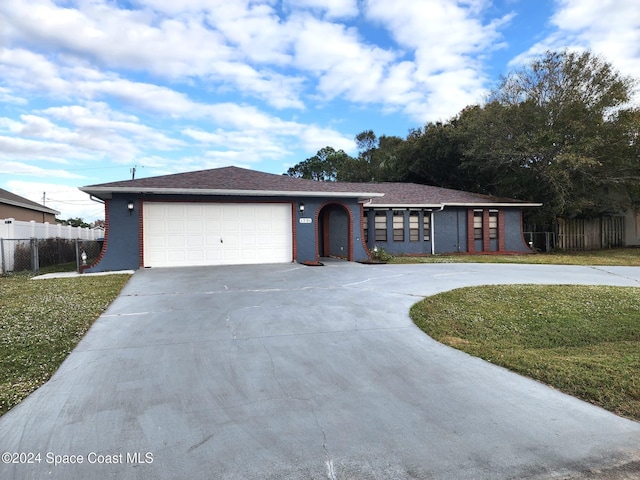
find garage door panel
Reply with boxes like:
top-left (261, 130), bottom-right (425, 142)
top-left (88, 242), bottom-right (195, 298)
top-left (144, 202), bottom-right (292, 267)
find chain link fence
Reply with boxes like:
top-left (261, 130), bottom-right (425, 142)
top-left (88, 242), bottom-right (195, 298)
top-left (0, 238), bottom-right (102, 275)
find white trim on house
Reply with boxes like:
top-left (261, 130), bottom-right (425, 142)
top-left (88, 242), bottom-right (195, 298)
top-left (0, 198), bottom-right (60, 215)
top-left (81, 186), bottom-right (385, 202)
top-left (366, 202), bottom-right (543, 208)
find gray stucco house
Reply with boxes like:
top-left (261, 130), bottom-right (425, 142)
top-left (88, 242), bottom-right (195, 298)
top-left (79, 166), bottom-right (541, 271)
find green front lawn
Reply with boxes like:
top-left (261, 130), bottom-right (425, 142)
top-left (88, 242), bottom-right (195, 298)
top-left (411, 284), bottom-right (640, 421)
top-left (390, 247), bottom-right (640, 266)
top-left (2, 252), bottom-right (640, 422)
top-left (0, 274), bottom-right (131, 416)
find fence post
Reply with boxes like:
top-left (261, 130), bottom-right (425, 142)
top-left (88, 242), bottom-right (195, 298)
top-left (30, 238), bottom-right (37, 273)
top-left (1, 238), bottom-right (4, 274)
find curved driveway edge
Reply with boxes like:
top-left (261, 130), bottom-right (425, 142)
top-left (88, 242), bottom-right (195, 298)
top-left (1, 262), bottom-right (639, 479)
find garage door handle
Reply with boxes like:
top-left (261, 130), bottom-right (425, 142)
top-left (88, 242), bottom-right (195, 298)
top-left (220, 238), bottom-right (223, 243)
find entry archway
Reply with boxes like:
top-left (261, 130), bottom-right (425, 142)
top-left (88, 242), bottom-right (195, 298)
top-left (317, 203), bottom-right (352, 260)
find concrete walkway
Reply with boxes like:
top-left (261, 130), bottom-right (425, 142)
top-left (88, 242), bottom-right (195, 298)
top-left (1, 262), bottom-right (639, 479)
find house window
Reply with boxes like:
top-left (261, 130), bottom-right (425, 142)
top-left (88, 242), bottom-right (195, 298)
top-left (409, 211), bottom-right (420, 242)
top-left (489, 210), bottom-right (498, 240)
top-left (374, 211), bottom-right (387, 242)
top-left (474, 210), bottom-right (483, 240)
top-left (393, 210), bottom-right (404, 242)
top-left (423, 211), bottom-right (430, 241)
top-left (363, 211), bottom-right (369, 243)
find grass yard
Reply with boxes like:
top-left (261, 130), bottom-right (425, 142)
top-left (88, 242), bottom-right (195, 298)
top-left (0, 274), bottom-right (131, 416)
top-left (411, 284), bottom-right (640, 421)
top-left (390, 247), bottom-right (640, 266)
top-left (1, 249), bottom-right (639, 421)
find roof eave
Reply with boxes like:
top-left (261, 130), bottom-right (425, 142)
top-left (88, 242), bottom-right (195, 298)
top-left (366, 202), bottom-right (543, 208)
top-left (79, 186), bottom-right (385, 201)
top-left (0, 198), bottom-right (60, 215)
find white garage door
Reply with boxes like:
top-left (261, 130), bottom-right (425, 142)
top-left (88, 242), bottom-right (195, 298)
top-left (143, 202), bottom-right (293, 267)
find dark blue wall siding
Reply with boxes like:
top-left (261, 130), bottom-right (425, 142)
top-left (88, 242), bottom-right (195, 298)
top-left (503, 209), bottom-right (530, 251)
top-left (365, 207), bottom-right (531, 255)
top-left (364, 208), bottom-right (434, 255)
top-left (295, 198), bottom-right (367, 262)
top-left (327, 206), bottom-right (349, 257)
top-left (88, 194), bottom-right (369, 272)
top-left (433, 209), bottom-right (466, 254)
top-left (86, 194), bottom-right (140, 272)
top-left (87, 195), bottom-right (532, 272)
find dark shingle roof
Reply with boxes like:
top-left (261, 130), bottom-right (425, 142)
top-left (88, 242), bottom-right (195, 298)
top-left (80, 166), bottom-right (539, 206)
top-left (361, 182), bottom-right (528, 206)
top-left (0, 188), bottom-right (60, 215)
top-left (82, 166), bottom-right (380, 196)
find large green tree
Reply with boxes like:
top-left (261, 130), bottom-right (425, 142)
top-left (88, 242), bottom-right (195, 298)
top-left (285, 146), bottom-right (352, 181)
top-left (458, 50), bottom-right (640, 226)
top-left (338, 130), bottom-right (405, 182)
top-left (390, 121), bottom-right (468, 189)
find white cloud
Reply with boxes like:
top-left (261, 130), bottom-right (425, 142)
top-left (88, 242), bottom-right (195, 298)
top-left (0, 48), bottom-right (71, 96)
top-left (290, 12), bottom-right (399, 110)
top-left (0, 135), bottom-right (89, 162)
top-left (0, 161), bottom-right (83, 179)
top-left (6, 180), bottom-right (104, 221)
top-left (550, 0), bottom-right (640, 79)
top-left (284, 0), bottom-right (359, 19)
top-left (182, 127), bottom-right (290, 160)
top-left (510, 0), bottom-right (640, 96)
top-left (8, 0), bottom-right (616, 195)
top-left (1, 0), bottom-right (305, 109)
top-left (361, 0), bottom-right (513, 121)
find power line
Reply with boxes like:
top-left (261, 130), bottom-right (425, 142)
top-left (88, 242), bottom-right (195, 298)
top-left (0, 164), bottom-right (141, 175)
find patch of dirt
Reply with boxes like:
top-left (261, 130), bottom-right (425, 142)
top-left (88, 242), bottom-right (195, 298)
top-left (554, 460), bottom-right (640, 480)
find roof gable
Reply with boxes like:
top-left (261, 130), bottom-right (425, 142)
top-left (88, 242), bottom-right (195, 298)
top-left (0, 188), bottom-right (60, 215)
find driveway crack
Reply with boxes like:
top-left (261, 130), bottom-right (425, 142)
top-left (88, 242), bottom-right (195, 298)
top-left (589, 265), bottom-right (640, 285)
top-left (262, 344), bottom-right (287, 394)
top-left (308, 400), bottom-right (336, 480)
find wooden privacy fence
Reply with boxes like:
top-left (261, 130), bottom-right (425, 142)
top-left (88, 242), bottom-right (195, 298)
top-left (556, 216), bottom-right (625, 250)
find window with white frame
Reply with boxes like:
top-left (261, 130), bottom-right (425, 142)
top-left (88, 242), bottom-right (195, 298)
top-left (374, 211), bottom-right (387, 242)
top-left (393, 210), bottom-right (404, 241)
top-left (489, 210), bottom-right (498, 239)
top-left (409, 211), bottom-right (420, 241)
top-left (423, 211), bottom-right (430, 241)
top-left (474, 210), bottom-right (483, 240)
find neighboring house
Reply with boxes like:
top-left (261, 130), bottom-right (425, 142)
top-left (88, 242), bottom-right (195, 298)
top-left (0, 188), bottom-right (59, 223)
top-left (79, 166), bottom-right (541, 272)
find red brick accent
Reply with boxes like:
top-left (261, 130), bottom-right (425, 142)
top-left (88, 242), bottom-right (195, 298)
top-left (360, 204), bottom-right (372, 258)
top-left (138, 199), bottom-right (144, 268)
top-left (80, 200), bottom-right (109, 273)
top-left (467, 209), bottom-right (475, 253)
top-left (316, 201), bottom-right (354, 261)
top-left (291, 202), bottom-right (297, 262)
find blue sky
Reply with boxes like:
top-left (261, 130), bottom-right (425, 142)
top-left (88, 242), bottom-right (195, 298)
top-left (1, 0), bottom-right (639, 222)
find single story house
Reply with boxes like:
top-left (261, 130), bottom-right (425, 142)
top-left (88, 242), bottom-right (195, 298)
top-left (79, 166), bottom-right (541, 271)
top-left (0, 188), bottom-right (59, 223)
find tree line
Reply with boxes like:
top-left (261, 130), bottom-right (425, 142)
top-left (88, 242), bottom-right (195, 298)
top-left (285, 51), bottom-right (640, 229)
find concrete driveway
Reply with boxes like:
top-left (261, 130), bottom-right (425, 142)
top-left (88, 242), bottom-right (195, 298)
top-left (1, 262), bottom-right (640, 479)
